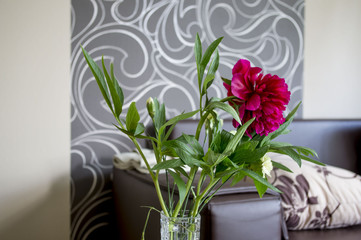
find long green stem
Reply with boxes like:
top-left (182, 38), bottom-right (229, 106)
top-left (199, 95), bottom-right (203, 119)
top-left (132, 137), bottom-right (169, 216)
top-left (171, 167), bottom-right (198, 217)
top-left (115, 117), bottom-right (170, 217)
top-left (191, 178), bottom-right (218, 217)
top-left (198, 175), bottom-right (234, 213)
top-left (196, 172), bottom-right (206, 195)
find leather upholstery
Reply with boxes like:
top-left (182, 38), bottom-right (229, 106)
top-left (113, 168), bottom-right (285, 240)
top-left (113, 119), bottom-right (361, 239)
top-left (205, 193), bottom-right (283, 240)
top-left (171, 119), bottom-right (361, 173)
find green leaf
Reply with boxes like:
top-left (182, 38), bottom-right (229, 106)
top-left (195, 33), bottom-right (202, 90)
top-left (207, 49), bottom-right (219, 77)
top-left (285, 101), bottom-right (302, 122)
top-left (240, 168), bottom-right (281, 194)
top-left (230, 171), bottom-right (246, 186)
top-left (273, 101), bottom-right (301, 138)
top-left (272, 146), bottom-right (302, 167)
top-left (213, 118), bottom-right (254, 166)
top-left (270, 141), bottom-right (292, 148)
top-left (201, 49), bottom-right (219, 95)
top-left (180, 133), bottom-right (204, 156)
top-left (270, 145), bottom-right (320, 166)
top-left (113, 124), bottom-right (147, 139)
top-left (163, 123), bottom-right (176, 142)
top-left (161, 144), bottom-right (178, 157)
top-left (292, 146), bottom-right (318, 158)
top-left (168, 170), bottom-right (187, 204)
top-left (259, 101), bottom-right (302, 147)
top-left (231, 145), bottom-right (269, 164)
top-left (217, 130), bottom-right (236, 151)
top-left (238, 140), bottom-right (259, 151)
top-left (126, 102), bottom-right (140, 133)
top-left (221, 77), bottom-right (231, 86)
top-left (113, 124), bottom-right (128, 135)
top-left (200, 37), bottom-right (223, 70)
top-left (197, 36), bottom-right (223, 93)
top-left (281, 128), bottom-right (291, 135)
top-left (194, 33), bottom-right (202, 66)
top-left (81, 47), bottom-right (112, 112)
top-left (159, 110), bottom-right (199, 138)
top-left (215, 161), bottom-right (228, 175)
top-left (134, 122), bottom-right (145, 136)
top-left (153, 98), bottom-right (166, 131)
top-left (200, 164), bottom-right (213, 177)
top-left (223, 118), bottom-right (254, 154)
top-left (110, 63), bottom-right (124, 115)
top-left (254, 177), bottom-right (268, 198)
top-left (210, 131), bottom-right (222, 153)
top-left (151, 159), bottom-right (184, 170)
top-left (205, 101), bottom-right (241, 125)
top-left (300, 155), bottom-right (325, 166)
top-left (174, 166), bottom-right (190, 179)
top-left (215, 168), bottom-right (238, 179)
top-left (231, 172), bottom-right (246, 187)
top-left (102, 57), bottom-right (123, 117)
top-left (113, 124), bottom-right (142, 138)
top-left (222, 157), bottom-right (239, 168)
top-left (163, 139), bottom-right (204, 167)
top-left (204, 149), bottom-right (219, 165)
top-left (272, 161), bottom-right (293, 173)
top-left (202, 74), bottom-right (215, 95)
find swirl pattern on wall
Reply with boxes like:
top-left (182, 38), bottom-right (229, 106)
top-left (71, 0), bottom-right (304, 238)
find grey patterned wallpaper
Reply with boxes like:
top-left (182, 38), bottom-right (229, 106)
top-left (71, 0), bottom-right (304, 239)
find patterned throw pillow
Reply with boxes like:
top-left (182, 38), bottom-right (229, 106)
top-left (269, 153), bottom-right (361, 230)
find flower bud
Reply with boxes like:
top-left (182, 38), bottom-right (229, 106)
top-left (205, 113), bottom-right (214, 130)
top-left (146, 97), bottom-right (155, 118)
top-left (229, 130), bottom-right (237, 135)
top-left (260, 154), bottom-right (273, 178)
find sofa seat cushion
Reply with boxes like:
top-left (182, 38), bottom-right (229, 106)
top-left (288, 224), bottom-right (361, 240)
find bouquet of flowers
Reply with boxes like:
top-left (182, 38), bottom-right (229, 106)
top-left (82, 34), bottom-right (321, 238)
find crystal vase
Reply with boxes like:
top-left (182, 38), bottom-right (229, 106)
top-left (160, 211), bottom-right (201, 240)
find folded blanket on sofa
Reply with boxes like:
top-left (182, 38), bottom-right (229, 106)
top-left (113, 148), bottom-right (157, 174)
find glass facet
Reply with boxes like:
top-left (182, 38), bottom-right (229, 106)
top-left (160, 211), bottom-right (200, 240)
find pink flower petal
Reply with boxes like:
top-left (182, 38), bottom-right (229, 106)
top-left (223, 82), bottom-right (231, 92)
top-left (232, 59), bottom-right (250, 75)
top-left (245, 93), bottom-right (260, 111)
top-left (262, 102), bottom-right (275, 115)
top-left (225, 58), bottom-right (290, 136)
top-left (238, 104), bottom-right (246, 119)
top-left (232, 119), bottom-right (240, 128)
top-left (231, 74), bottom-right (250, 100)
top-left (249, 67), bottom-right (262, 85)
top-left (255, 122), bottom-right (264, 135)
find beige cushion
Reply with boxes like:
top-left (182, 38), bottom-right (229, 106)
top-left (269, 153), bottom-right (361, 230)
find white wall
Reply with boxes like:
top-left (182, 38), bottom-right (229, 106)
top-left (0, 0), bottom-right (359, 239)
top-left (0, 1), bottom-right (70, 239)
top-left (304, 0), bottom-right (361, 119)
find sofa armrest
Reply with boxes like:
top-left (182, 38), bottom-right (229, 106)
top-left (202, 192), bottom-right (286, 240)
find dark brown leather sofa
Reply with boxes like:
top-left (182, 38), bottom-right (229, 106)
top-left (112, 120), bottom-right (361, 239)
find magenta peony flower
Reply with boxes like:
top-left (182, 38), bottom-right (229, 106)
top-left (224, 59), bottom-right (291, 136)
